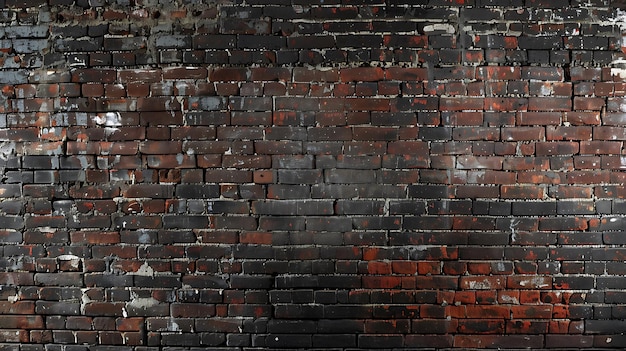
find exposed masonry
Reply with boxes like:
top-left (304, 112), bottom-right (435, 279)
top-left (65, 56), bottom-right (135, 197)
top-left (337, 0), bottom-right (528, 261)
top-left (1, 0), bottom-right (626, 350)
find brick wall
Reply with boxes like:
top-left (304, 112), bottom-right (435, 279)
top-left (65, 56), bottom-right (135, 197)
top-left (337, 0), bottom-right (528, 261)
top-left (0, 0), bottom-right (625, 349)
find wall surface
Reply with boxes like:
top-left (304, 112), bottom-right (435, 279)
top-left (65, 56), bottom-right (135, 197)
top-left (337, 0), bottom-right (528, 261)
top-left (0, 0), bottom-right (625, 349)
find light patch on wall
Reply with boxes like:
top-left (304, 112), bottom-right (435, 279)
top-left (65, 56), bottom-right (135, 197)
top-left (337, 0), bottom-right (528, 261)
top-left (423, 23), bottom-right (455, 34)
top-left (608, 8), bottom-right (626, 59)
top-left (0, 141), bottom-right (15, 160)
top-left (134, 261), bottom-right (155, 277)
top-left (93, 112), bottom-right (122, 126)
top-left (127, 291), bottom-right (159, 309)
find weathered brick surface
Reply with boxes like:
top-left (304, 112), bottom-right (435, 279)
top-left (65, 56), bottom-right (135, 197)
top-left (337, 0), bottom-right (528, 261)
top-left (0, 0), bottom-right (625, 350)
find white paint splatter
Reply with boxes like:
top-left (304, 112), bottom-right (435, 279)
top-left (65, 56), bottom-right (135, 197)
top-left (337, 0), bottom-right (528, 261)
top-left (467, 280), bottom-right (492, 290)
top-left (80, 288), bottom-right (91, 314)
top-left (499, 294), bottom-right (519, 304)
top-left (93, 112), bottom-right (122, 126)
top-left (540, 85), bottom-right (552, 96)
top-left (168, 319), bottom-right (181, 332)
top-left (134, 261), bottom-right (155, 277)
top-left (510, 219), bottom-right (520, 243)
top-left (127, 291), bottom-right (159, 310)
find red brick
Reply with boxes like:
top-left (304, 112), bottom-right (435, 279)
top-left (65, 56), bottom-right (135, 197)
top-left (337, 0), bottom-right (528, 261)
top-left (535, 142), bottom-right (579, 156)
top-left (139, 141), bottom-right (182, 154)
top-left (210, 68), bottom-right (250, 81)
top-left (456, 156), bottom-right (503, 170)
top-left (546, 126), bottom-right (592, 141)
top-left (362, 276), bottom-right (401, 289)
top-left (146, 155), bottom-right (196, 168)
top-left (528, 97), bottom-right (572, 111)
top-left (568, 170), bottom-right (611, 184)
top-left (385, 67), bottom-right (428, 81)
top-left (507, 276), bottom-right (552, 289)
top-left (522, 67), bottom-right (564, 81)
top-left (215, 82), bottom-right (239, 95)
top-left (454, 127), bottom-right (499, 140)
top-left (250, 67), bottom-right (291, 82)
top-left (440, 97), bottom-right (483, 111)
top-left (477, 66), bottom-right (521, 80)
top-left (126, 83), bottom-right (149, 97)
top-left (442, 112), bottom-right (483, 126)
top-left (593, 126), bottom-right (626, 140)
top-left (484, 98), bottom-right (528, 111)
top-left (340, 67), bottom-right (384, 82)
top-left (574, 97), bottom-right (604, 110)
top-left (580, 140), bottom-right (622, 155)
top-left (390, 261), bottom-right (417, 274)
top-left (516, 112), bottom-right (561, 125)
top-left (293, 68), bottom-right (339, 82)
top-left (171, 303), bottom-right (216, 318)
top-left (466, 305), bottom-right (510, 319)
top-left (458, 319), bottom-right (505, 334)
top-left (163, 67), bottom-right (208, 79)
top-left (501, 127), bottom-right (545, 141)
top-left (501, 185), bottom-right (545, 199)
top-left (564, 111), bottom-right (600, 125)
top-left (70, 231), bottom-right (119, 245)
top-left (118, 69), bottom-right (162, 83)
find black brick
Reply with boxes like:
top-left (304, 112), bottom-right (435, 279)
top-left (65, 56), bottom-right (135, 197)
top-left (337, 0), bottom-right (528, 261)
top-left (175, 185), bottom-right (219, 199)
top-left (512, 201), bottom-right (557, 216)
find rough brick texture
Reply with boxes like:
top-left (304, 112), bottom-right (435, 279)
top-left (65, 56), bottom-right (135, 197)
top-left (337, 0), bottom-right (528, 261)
top-left (1, 0), bottom-right (626, 350)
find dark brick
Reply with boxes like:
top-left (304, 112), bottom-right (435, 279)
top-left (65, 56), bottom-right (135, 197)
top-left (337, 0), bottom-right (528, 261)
top-left (512, 201), bottom-right (557, 216)
top-left (175, 185), bottom-right (219, 199)
top-left (358, 334), bottom-right (403, 348)
top-left (238, 35), bottom-right (286, 49)
top-left (162, 215), bottom-right (209, 229)
top-left (545, 335), bottom-right (593, 348)
top-left (518, 36), bottom-right (563, 50)
top-left (409, 185), bottom-right (453, 199)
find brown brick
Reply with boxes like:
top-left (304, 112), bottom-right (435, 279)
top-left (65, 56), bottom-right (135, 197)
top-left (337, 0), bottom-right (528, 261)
top-left (484, 97), bottom-right (528, 112)
top-left (574, 97), bottom-right (605, 111)
top-left (564, 111), bottom-right (601, 125)
top-left (546, 126), bottom-right (592, 141)
top-left (293, 68), bottom-right (339, 82)
top-left (440, 97), bottom-right (483, 111)
top-left (529, 97), bottom-right (572, 111)
top-left (163, 67), bottom-right (208, 79)
top-left (501, 185), bottom-right (545, 199)
top-left (594, 126), bottom-right (626, 140)
top-left (580, 141), bottom-right (621, 155)
top-left (522, 67), bottom-right (564, 81)
top-left (70, 231), bottom-right (120, 245)
top-left (340, 67), bottom-right (384, 82)
top-left (516, 112), bottom-right (561, 125)
top-left (477, 66), bottom-right (521, 80)
top-left (146, 155), bottom-right (196, 168)
top-left (385, 67), bottom-right (428, 81)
